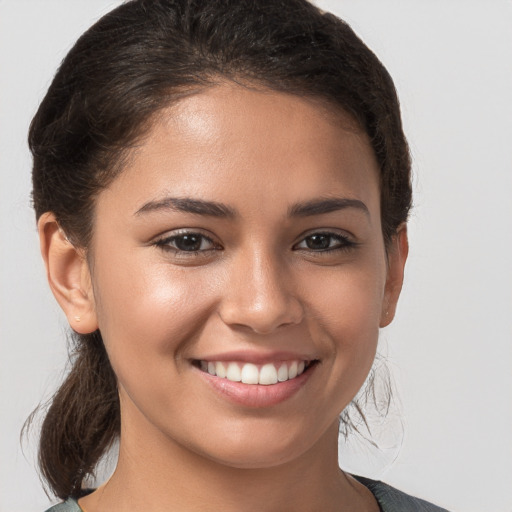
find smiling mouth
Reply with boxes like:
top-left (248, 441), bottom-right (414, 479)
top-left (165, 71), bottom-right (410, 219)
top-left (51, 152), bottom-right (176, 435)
top-left (194, 360), bottom-right (317, 385)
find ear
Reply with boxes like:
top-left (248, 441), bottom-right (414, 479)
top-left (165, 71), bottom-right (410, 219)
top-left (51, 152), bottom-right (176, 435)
top-left (380, 223), bottom-right (409, 328)
top-left (38, 212), bottom-right (98, 334)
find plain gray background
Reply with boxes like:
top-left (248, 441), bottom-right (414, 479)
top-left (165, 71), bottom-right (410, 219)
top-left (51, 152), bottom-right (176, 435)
top-left (1, 1), bottom-right (511, 511)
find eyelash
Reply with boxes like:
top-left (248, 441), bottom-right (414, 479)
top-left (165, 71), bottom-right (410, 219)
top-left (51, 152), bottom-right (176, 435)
top-left (154, 231), bottom-right (220, 257)
top-left (153, 230), bottom-right (358, 257)
top-left (293, 232), bottom-right (358, 254)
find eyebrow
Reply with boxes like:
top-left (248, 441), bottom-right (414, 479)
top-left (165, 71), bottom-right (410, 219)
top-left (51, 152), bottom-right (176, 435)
top-left (135, 196), bottom-right (236, 218)
top-left (135, 196), bottom-right (369, 218)
top-left (288, 197), bottom-right (369, 217)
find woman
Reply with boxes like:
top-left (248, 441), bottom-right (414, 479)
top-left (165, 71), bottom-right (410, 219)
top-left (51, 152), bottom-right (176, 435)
top-left (29, 0), bottom-right (448, 510)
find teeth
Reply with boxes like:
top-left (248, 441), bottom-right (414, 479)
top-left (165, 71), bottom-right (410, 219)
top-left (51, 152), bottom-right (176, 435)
top-left (277, 363), bottom-right (288, 382)
top-left (288, 361), bottom-right (298, 379)
top-left (259, 363), bottom-right (278, 385)
top-left (241, 363), bottom-right (259, 384)
top-left (199, 360), bottom-right (310, 385)
top-left (215, 361), bottom-right (227, 378)
top-left (226, 362), bottom-right (241, 382)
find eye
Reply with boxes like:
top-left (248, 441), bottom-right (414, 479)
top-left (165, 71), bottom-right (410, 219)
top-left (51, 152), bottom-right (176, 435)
top-left (154, 232), bottom-right (219, 253)
top-left (294, 232), bottom-right (356, 252)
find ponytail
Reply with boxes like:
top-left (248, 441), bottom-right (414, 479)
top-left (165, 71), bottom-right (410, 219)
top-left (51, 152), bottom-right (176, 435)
top-left (38, 331), bottom-right (119, 499)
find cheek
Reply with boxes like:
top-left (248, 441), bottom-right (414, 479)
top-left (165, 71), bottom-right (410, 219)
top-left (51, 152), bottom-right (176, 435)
top-left (304, 262), bottom-right (386, 394)
top-left (307, 259), bottom-right (386, 337)
top-left (91, 252), bottom-right (217, 368)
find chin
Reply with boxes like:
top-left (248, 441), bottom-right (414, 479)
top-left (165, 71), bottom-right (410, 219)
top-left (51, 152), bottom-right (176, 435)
top-left (185, 419), bottom-right (330, 471)
top-left (204, 444), bottom-right (307, 470)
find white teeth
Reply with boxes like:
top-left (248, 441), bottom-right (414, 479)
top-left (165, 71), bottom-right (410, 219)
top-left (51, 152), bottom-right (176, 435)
top-left (259, 364), bottom-right (278, 385)
top-left (277, 363), bottom-right (288, 382)
top-left (199, 359), bottom-right (311, 385)
top-left (241, 363), bottom-right (259, 384)
top-left (226, 362), bottom-right (241, 382)
top-left (288, 361), bottom-right (298, 379)
top-left (215, 361), bottom-right (227, 378)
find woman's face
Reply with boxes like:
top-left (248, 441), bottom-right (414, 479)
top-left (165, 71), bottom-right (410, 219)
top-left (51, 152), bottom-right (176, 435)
top-left (86, 83), bottom-right (405, 468)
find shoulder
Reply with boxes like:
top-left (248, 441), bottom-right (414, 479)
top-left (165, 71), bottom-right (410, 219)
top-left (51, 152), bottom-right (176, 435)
top-left (44, 498), bottom-right (82, 512)
top-left (353, 475), bottom-right (450, 512)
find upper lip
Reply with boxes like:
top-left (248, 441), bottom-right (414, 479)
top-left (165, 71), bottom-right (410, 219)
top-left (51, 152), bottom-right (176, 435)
top-left (191, 350), bottom-right (318, 365)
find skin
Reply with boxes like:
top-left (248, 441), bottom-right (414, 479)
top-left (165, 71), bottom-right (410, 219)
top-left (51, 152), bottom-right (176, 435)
top-left (39, 82), bottom-right (408, 512)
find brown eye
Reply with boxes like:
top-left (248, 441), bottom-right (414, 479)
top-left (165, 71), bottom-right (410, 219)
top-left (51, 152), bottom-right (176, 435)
top-left (174, 234), bottom-right (205, 251)
top-left (294, 232), bottom-right (356, 252)
top-left (305, 234), bottom-right (331, 250)
top-left (155, 233), bottom-right (218, 253)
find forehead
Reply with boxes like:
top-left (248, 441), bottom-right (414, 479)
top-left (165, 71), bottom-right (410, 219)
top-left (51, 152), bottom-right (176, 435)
top-left (97, 83), bottom-right (380, 219)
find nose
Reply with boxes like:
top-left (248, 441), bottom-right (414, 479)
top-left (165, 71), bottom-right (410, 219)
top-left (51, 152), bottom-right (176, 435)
top-left (218, 249), bottom-right (304, 334)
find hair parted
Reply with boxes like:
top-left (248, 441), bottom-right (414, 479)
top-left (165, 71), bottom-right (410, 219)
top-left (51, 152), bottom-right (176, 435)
top-left (29, 0), bottom-right (412, 500)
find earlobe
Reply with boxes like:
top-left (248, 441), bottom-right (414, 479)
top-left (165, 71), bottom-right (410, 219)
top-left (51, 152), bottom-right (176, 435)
top-left (38, 213), bottom-right (98, 334)
top-left (380, 224), bottom-right (409, 328)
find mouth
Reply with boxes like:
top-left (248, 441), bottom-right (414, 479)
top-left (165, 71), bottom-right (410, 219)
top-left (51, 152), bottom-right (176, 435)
top-left (193, 359), bottom-right (317, 385)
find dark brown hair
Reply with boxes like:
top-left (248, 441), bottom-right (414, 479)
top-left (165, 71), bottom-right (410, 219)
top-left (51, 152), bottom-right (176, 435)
top-left (29, 0), bottom-right (411, 500)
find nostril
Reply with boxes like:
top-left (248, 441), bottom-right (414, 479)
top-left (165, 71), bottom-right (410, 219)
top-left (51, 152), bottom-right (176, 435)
top-left (218, 296), bottom-right (304, 334)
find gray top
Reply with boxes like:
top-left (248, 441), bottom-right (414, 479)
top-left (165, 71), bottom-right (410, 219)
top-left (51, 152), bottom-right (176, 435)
top-left (44, 477), bottom-right (450, 512)
top-left (354, 476), bottom-right (450, 511)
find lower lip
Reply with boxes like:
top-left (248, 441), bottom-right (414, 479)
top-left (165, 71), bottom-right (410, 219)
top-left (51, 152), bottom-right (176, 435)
top-left (196, 364), bottom-right (315, 408)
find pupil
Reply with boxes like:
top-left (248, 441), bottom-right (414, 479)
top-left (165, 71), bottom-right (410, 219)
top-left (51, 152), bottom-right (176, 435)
top-left (176, 235), bottom-right (201, 251)
top-left (307, 234), bottom-right (330, 250)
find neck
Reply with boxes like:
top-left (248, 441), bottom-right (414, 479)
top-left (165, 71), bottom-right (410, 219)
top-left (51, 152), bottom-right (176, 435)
top-left (80, 408), bottom-right (377, 512)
